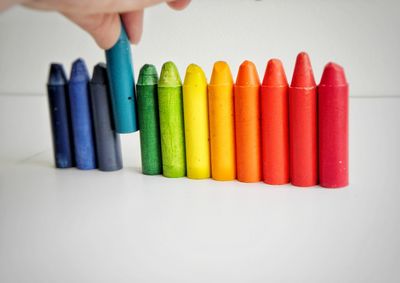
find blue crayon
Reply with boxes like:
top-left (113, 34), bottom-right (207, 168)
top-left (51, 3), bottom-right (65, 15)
top-left (47, 63), bottom-right (74, 168)
top-left (105, 23), bottom-right (138, 133)
top-left (69, 58), bottom-right (97, 170)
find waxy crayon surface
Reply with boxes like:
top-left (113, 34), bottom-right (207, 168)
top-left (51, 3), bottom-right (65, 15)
top-left (261, 59), bottom-right (289, 185)
top-left (158, 62), bottom-right (186, 178)
top-left (208, 61), bottom-right (236, 181)
top-left (234, 60), bottom-right (262, 183)
top-left (47, 63), bottom-right (74, 168)
top-left (318, 62), bottom-right (349, 188)
top-left (90, 63), bottom-right (123, 172)
top-left (69, 58), bottom-right (97, 170)
top-left (137, 64), bottom-right (162, 175)
top-left (183, 64), bottom-right (210, 179)
top-left (289, 52), bottom-right (318, 187)
top-left (106, 24), bottom-right (138, 133)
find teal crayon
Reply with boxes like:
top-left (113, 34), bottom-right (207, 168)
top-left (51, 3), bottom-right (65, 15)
top-left (105, 23), bottom-right (138, 133)
top-left (137, 64), bottom-right (162, 175)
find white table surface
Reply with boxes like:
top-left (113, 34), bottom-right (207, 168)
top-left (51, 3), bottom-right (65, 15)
top-left (0, 94), bottom-right (399, 283)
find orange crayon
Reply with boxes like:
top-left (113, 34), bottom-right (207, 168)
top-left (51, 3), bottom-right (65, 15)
top-left (261, 59), bottom-right (290, 185)
top-left (234, 60), bottom-right (262, 183)
top-left (208, 62), bottom-right (236, 181)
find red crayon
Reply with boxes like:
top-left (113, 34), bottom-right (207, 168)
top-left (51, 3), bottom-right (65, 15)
top-left (289, 52), bottom-right (318, 187)
top-left (261, 59), bottom-right (289, 185)
top-left (318, 63), bottom-right (349, 188)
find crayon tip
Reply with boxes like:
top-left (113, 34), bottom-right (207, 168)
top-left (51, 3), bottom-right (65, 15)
top-left (158, 61), bottom-right (182, 87)
top-left (91, 63), bottom-right (108, 85)
top-left (137, 64), bottom-right (158, 85)
top-left (210, 61), bottom-right (233, 85)
top-left (70, 58), bottom-right (89, 82)
top-left (48, 63), bottom-right (67, 85)
top-left (236, 60), bottom-right (260, 86)
top-left (319, 62), bottom-right (348, 87)
top-left (290, 52), bottom-right (316, 88)
top-left (262, 59), bottom-right (288, 87)
top-left (183, 64), bottom-right (207, 86)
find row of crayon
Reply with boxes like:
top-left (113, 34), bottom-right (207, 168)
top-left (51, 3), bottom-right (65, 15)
top-left (47, 59), bottom-right (122, 171)
top-left (137, 52), bottom-right (349, 188)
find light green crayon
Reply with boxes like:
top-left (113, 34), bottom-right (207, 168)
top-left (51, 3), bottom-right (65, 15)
top-left (158, 62), bottom-right (186, 178)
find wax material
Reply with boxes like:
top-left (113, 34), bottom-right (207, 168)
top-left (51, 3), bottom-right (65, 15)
top-left (183, 64), bottom-right (210, 179)
top-left (318, 63), bottom-right (349, 188)
top-left (261, 59), bottom-right (289, 185)
top-left (137, 64), bottom-right (162, 175)
top-left (105, 24), bottom-right (138, 133)
top-left (89, 63), bottom-right (123, 172)
top-left (69, 58), bottom-right (97, 170)
top-left (234, 61), bottom-right (262, 182)
top-left (208, 61), bottom-right (236, 181)
top-left (289, 52), bottom-right (318, 187)
top-left (158, 62), bottom-right (186, 178)
top-left (47, 63), bottom-right (74, 168)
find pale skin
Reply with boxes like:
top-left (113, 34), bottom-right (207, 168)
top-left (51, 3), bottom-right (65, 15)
top-left (0, 0), bottom-right (191, 49)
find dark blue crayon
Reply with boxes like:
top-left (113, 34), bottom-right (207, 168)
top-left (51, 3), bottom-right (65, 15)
top-left (90, 63), bottom-right (123, 171)
top-left (69, 58), bottom-right (97, 170)
top-left (47, 63), bottom-right (74, 168)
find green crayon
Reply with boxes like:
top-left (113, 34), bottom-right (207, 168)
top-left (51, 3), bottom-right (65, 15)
top-left (158, 62), bottom-right (186, 178)
top-left (137, 64), bottom-right (162, 175)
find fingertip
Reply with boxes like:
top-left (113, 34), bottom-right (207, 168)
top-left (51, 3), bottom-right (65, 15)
top-left (167, 0), bottom-right (191, 10)
top-left (121, 10), bottom-right (144, 45)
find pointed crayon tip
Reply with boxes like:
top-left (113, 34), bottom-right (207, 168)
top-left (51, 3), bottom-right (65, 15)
top-left (290, 52), bottom-right (316, 88)
top-left (70, 58), bottom-right (89, 83)
top-left (262, 59), bottom-right (288, 87)
top-left (48, 63), bottom-right (67, 85)
top-left (210, 61), bottom-right (233, 85)
top-left (184, 64), bottom-right (207, 86)
top-left (137, 64), bottom-right (158, 85)
top-left (91, 63), bottom-right (108, 84)
top-left (159, 61), bottom-right (182, 87)
top-left (319, 62), bottom-right (348, 87)
top-left (236, 60), bottom-right (260, 86)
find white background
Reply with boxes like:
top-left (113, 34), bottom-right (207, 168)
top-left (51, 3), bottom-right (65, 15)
top-left (1, 1), bottom-right (400, 282)
top-left (0, 0), bottom-right (400, 96)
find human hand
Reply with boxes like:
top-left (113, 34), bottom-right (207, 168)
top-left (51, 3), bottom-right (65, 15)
top-left (3, 0), bottom-right (190, 49)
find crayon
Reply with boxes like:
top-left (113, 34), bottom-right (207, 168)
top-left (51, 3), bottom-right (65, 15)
top-left (89, 63), bottom-right (123, 172)
top-left (69, 58), bottom-right (97, 170)
top-left (105, 23), bottom-right (138, 133)
top-left (47, 63), bottom-right (74, 168)
top-left (289, 52), bottom-right (318, 187)
top-left (261, 59), bottom-right (289, 185)
top-left (158, 62), bottom-right (186, 178)
top-left (137, 64), bottom-right (162, 175)
top-left (234, 60), bottom-right (262, 183)
top-left (208, 61), bottom-right (236, 181)
top-left (318, 63), bottom-right (349, 188)
top-left (183, 64), bottom-right (210, 179)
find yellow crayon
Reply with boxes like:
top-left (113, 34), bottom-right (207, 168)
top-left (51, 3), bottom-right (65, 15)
top-left (208, 61), bottom-right (236, 181)
top-left (183, 64), bottom-right (210, 179)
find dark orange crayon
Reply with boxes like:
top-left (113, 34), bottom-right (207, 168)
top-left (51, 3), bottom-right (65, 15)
top-left (234, 60), bottom-right (262, 183)
top-left (289, 52), bottom-right (318, 187)
top-left (261, 59), bottom-right (289, 185)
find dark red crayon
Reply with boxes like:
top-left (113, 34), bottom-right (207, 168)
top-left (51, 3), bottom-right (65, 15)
top-left (289, 52), bottom-right (318, 187)
top-left (318, 63), bottom-right (349, 188)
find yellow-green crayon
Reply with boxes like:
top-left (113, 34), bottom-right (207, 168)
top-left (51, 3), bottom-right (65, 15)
top-left (158, 62), bottom-right (186, 178)
top-left (183, 64), bottom-right (210, 179)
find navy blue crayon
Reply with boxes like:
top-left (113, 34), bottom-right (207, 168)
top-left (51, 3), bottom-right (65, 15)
top-left (90, 63), bottom-right (123, 172)
top-left (69, 58), bottom-right (97, 170)
top-left (47, 63), bottom-right (74, 168)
